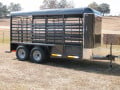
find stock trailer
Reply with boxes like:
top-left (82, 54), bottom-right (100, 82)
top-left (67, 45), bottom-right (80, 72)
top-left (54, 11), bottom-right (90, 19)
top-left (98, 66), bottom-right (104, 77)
top-left (9, 7), bottom-right (115, 66)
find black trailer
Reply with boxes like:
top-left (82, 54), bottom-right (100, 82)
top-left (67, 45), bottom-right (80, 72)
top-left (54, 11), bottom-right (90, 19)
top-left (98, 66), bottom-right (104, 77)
top-left (10, 7), bottom-right (102, 63)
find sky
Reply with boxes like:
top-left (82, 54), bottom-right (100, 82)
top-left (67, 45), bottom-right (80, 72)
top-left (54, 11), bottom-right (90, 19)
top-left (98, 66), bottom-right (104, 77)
top-left (0, 0), bottom-right (120, 15)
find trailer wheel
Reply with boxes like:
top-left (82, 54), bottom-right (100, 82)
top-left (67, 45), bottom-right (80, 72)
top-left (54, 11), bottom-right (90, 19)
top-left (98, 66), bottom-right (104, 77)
top-left (16, 46), bottom-right (29, 61)
top-left (30, 47), bottom-right (46, 63)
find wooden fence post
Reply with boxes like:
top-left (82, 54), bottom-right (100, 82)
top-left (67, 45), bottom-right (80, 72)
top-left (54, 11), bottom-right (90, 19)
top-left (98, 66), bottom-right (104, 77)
top-left (2, 32), bottom-right (4, 43)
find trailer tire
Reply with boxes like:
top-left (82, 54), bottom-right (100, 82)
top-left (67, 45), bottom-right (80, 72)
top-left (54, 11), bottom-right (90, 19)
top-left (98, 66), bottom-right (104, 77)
top-left (16, 46), bottom-right (29, 61)
top-left (30, 47), bottom-right (46, 63)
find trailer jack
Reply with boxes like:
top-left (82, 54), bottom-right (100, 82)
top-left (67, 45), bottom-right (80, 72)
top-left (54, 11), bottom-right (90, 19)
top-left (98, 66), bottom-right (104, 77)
top-left (92, 43), bottom-right (119, 69)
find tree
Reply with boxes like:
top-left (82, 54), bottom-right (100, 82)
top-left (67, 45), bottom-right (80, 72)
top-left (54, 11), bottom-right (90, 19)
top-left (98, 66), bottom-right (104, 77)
top-left (99, 3), bottom-right (110, 16)
top-left (58, 0), bottom-right (74, 8)
top-left (2, 5), bottom-right (8, 17)
top-left (0, 2), bottom-right (9, 17)
top-left (40, 0), bottom-right (74, 9)
top-left (40, 0), bottom-right (58, 9)
top-left (0, 2), bottom-right (22, 17)
top-left (88, 2), bottom-right (100, 11)
top-left (0, 2), bottom-right (4, 17)
top-left (8, 2), bottom-right (22, 12)
top-left (88, 2), bottom-right (110, 16)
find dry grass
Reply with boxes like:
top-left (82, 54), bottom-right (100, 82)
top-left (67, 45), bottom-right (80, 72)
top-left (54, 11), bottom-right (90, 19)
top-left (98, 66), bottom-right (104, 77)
top-left (0, 30), bottom-right (10, 44)
top-left (1, 16), bottom-right (120, 30)
top-left (93, 45), bottom-right (120, 56)
top-left (0, 18), bottom-right (10, 26)
top-left (0, 19), bottom-right (10, 43)
top-left (102, 16), bottom-right (120, 31)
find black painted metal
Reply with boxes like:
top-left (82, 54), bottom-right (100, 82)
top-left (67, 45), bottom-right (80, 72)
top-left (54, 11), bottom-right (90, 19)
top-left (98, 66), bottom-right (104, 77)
top-left (10, 14), bottom-right (83, 54)
top-left (10, 16), bottom-right (12, 51)
top-left (84, 14), bottom-right (94, 48)
top-left (10, 8), bottom-right (101, 16)
top-left (10, 8), bottom-right (102, 61)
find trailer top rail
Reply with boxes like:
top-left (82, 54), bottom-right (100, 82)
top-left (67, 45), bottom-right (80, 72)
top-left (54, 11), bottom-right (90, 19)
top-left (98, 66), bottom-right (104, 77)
top-left (10, 7), bottom-right (101, 16)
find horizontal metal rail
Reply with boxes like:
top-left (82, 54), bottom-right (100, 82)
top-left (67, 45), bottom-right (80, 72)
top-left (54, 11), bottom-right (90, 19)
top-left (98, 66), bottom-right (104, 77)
top-left (11, 15), bottom-right (83, 46)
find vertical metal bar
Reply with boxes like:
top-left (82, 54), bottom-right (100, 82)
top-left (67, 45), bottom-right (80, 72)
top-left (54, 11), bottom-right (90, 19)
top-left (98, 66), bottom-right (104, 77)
top-left (110, 43), bottom-right (112, 56)
top-left (33, 19), bottom-right (37, 42)
top-left (71, 23), bottom-right (72, 43)
top-left (53, 18), bottom-right (55, 43)
top-left (39, 19), bottom-right (40, 42)
top-left (81, 17), bottom-right (83, 43)
top-left (63, 15), bottom-right (65, 57)
top-left (63, 15), bottom-right (65, 45)
top-left (81, 17), bottom-right (84, 58)
top-left (20, 18), bottom-right (23, 42)
top-left (25, 17), bottom-right (28, 42)
top-left (10, 16), bottom-right (12, 51)
top-left (45, 15), bottom-right (48, 43)
top-left (31, 16), bottom-right (34, 43)
top-left (110, 43), bottom-right (113, 69)
top-left (83, 14), bottom-right (86, 49)
top-left (18, 19), bottom-right (20, 42)
top-left (17, 20), bottom-right (19, 42)
top-left (57, 16), bottom-right (59, 44)
top-left (79, 17), bottom-right (80, 43)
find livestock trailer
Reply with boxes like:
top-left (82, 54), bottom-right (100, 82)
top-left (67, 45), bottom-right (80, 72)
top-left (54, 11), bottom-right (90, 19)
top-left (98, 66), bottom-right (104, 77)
top-left (10, 7), bottom-right (102, 63)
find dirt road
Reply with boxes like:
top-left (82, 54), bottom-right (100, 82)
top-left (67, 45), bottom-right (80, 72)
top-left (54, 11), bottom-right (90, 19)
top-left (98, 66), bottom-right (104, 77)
top-left (0, 44), bottom-right (120, 90)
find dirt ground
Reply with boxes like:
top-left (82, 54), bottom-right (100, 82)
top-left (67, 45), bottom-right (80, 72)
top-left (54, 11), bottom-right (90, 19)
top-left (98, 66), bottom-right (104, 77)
top-left (102, 16), bottom-right (120, 31)
top-left (0, 43), bottom-right (120, 90)
top-left (101, 16), bottom-right (120, 35)
top-left (0, 18), bottom-right (10, 26)
top-left (0, 17), bottom-right (120, 90)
